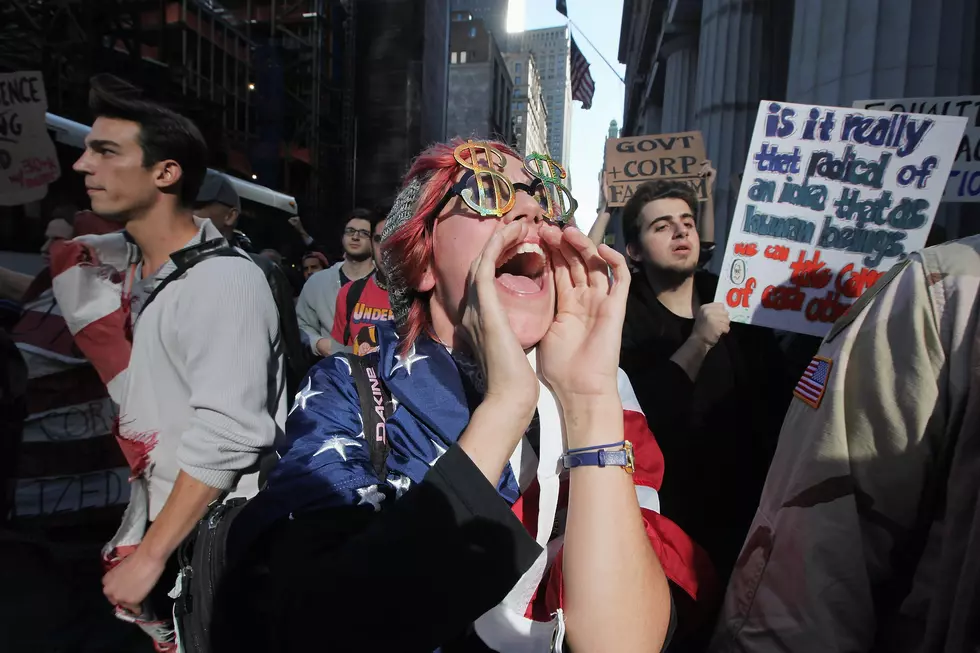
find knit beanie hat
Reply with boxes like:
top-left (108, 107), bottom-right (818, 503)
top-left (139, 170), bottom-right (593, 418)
top-left (381, 175), bottom-right (425, 327)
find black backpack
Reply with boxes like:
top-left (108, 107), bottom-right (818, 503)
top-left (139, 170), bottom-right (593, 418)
top-left (172, 353), bottom-right (392, 653)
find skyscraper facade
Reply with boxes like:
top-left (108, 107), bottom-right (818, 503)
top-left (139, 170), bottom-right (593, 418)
top-left (449, 0), bottom-right (508, 41)
top-left (509, 26), bottom-right (573, 168)
top-left (504, 51), bottom-right (549, 156)
top-left (445, 13), bottom-right (514, 145)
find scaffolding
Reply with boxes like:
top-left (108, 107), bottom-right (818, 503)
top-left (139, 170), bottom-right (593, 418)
top-left (0, 0), bottom-right (354, 222)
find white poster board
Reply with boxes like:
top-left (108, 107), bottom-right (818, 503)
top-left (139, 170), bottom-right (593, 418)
top-left (714, 100), bottom-right (966, 337)
top-left (853, 96), bottom-right (980, 202)
top-left (0, 71), bottom-right (61, 206)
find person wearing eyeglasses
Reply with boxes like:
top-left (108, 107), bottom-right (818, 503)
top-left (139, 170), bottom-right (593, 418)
top-left (295, 208), bottom-right (379, 357)
top-left (328, 217), bottom-right (392, 356)
top-left (214, 139), bottom-right (712, 653)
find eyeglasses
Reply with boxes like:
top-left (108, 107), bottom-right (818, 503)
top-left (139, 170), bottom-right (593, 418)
top-left (430, 141), bottom-right (578, 225)
top-left (344, 227), bottom-right (371, 239)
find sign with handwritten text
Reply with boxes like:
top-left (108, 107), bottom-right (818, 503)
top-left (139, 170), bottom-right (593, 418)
top-left (0, 71), bottom-right (61, 206)
top-left (603, 131), bottom-right (707, 207)
top-left (853, 96), bottom-right (980, 202)
top-left (715, 101), bottom-right (966, 337)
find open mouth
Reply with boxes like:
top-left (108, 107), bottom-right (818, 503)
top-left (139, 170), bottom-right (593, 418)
top-left (495, 242), bottom-right (547, 294)
top-left (673, 244), bottom-right (692, 254)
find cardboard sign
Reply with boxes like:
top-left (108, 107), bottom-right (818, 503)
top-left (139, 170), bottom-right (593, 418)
top-left (854, 96), bottom-right (980, 202)
top-left (603, 131), bottom-right (707, 207)
top-left (0, 71), bottom-right (61, 206)
top-left (714, 100), bottom-right (966, 337)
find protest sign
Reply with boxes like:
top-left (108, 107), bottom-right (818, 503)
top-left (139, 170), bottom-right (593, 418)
top-left (715, 100), bottom-right (966, 337)
top-left (603, 131), bottom-right (707, 207)
top-left (0, 71), bottom-right (61, 206)
top-left (854, 96), bottom-right (980, 202)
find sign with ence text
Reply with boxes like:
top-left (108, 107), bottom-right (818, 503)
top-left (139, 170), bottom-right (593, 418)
top-left (0, 71), bottom-right (61, 206)
top-left (715, 100), bottom-right (966, 337)
top-left (853, 96), bottom-right (980, 202)
top-left (603, 131), bottom-right (707, 207)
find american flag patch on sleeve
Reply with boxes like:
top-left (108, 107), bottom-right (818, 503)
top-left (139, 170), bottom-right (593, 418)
top-left (794, 356), bottom-right (833, 409)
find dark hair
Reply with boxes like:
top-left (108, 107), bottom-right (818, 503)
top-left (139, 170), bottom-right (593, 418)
top-left (345, 207), bottom-right (383, 231)
top-left (88, 74), bottom-right (208, 207)
top-left (622, 179), bottom-right (699, 249)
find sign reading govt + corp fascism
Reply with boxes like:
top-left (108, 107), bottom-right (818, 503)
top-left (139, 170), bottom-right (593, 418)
top-left (603, 131), bottom-right (707, 208)
top-left (715, 101), bottom-right (965, 338)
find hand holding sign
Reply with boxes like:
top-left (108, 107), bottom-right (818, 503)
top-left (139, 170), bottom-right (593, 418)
top-left (692, 302), bottom-right (731, 348)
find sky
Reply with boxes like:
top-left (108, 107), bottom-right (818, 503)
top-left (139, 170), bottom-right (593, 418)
top-left (508, 0), bottom-right (626, 234)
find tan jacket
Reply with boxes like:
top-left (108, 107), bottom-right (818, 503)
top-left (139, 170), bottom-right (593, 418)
top-left (711, 235), bottom-right (980, 653)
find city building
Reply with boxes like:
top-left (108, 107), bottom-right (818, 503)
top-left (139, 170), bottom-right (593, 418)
top-left (445, 12), bottom-right (514, 145)
top-left (450, 0), bottom-right (508, 41)
top-left (355, 0), bottom-right (450, 211)
top-left (0, 0), bottom-right (451, 257)
top-left (504, 51), bottom-right (549, 156)
top-left (617, 0), bottom-right (980, 263)
top-left (509, 26), bottom-right (573, 168)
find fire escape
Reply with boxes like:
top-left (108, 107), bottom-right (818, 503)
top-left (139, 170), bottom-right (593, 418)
top-left (0, 0), bottom-right (355, 223)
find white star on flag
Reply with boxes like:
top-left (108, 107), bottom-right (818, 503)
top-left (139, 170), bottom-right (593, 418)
top-left (387, 474), bottom-right (412, 498)
top-left (357, 484), bottom-right (386, 512)
top-left (336, 356), bottom-right (352, 375)
top-left (391, 343), bottom-right (428, 376)
top-left (314, 435), bottom-right (362, 461)
top-left (428, 441), bottom-right (447, 467)
top-left (289, 378), bottom-right (323, 415)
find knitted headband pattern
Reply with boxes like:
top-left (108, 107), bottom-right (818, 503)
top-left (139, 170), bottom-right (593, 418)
top-left (382, 174), bottom-right (426, 327)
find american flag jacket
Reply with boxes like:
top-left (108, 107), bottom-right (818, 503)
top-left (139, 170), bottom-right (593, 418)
top-left (244, 324), bottom-right (713, 650)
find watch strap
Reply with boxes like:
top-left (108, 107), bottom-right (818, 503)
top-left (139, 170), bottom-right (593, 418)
top-left (561, 441), bottom-right (634, 473)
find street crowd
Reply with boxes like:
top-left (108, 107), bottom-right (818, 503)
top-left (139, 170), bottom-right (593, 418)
top-left (2, 74), bottom-right (979, 653)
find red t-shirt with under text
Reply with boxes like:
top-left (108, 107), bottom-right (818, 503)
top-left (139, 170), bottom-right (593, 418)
top-left (331, 274), bottom-right (394, 355)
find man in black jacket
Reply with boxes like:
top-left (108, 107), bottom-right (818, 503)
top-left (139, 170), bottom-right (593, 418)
top-left (619, 180), bottom-right (793, 598)
top-left (195, 173), bottom-right (312, 402)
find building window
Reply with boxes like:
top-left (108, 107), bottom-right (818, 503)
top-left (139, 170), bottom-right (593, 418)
top-left (451, 52), bottom-right (457, 64)
top-left (515, 62), bottom-right (522, 73)
top-left (515, 76), bottom-right (521, 84)
top-left (469, 27), bottom-right (477, 38)
top-left (516, 115), bottom-right (523, 124)
top-left (460, 51), bottom-right (468, 63)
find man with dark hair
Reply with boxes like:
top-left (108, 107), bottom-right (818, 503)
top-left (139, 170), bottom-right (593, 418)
top-left (619, 179), bottom-right (792, 628)
top-left (330, 217), bottom-right (392, 356)
top-left (295, 208), bottom-right (378, 357)
top-left (57, 75), bottom-right (284, 651)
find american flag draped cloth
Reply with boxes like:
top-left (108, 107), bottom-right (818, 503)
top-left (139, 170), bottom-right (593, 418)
top-left (243, 324), bottom-right (714, 650)
top-left (48, 232), bottom-right (177, 651)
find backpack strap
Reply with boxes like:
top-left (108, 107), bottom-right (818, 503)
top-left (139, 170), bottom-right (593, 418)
top-left (136, 237), bottom-right (247, 324)
top-left (342, 353), bottom-right (393, 479)
top-left (343, 275), bottom-right (372, 345)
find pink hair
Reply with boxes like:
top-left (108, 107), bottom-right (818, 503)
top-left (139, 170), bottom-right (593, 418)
top-left (383, 138), bottom-right (520, 352)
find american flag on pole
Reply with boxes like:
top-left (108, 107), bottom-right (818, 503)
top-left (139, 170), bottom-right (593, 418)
top-left (570, 36), bottom-right (595, 110)
top-left (794, 356), bottom-right (833, 409)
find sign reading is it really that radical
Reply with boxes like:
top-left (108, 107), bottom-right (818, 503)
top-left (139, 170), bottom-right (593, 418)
top-left (715, 100), bottom-right (966, 337)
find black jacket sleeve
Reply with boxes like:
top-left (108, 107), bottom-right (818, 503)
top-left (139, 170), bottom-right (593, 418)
top-left (213, 444), bottom-right (543, 653)
top-left (620, 346), bottom-right (697, 429)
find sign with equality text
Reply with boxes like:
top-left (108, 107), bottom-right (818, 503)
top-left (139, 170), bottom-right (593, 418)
top-left (0, 71), bottom-right (61, 206)
top-left (604, 131), bottom-right (707, 207)
top-left (714, 100), bottom-right (966, 337)
top-left (854, 96), bottom-right (980, 202)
